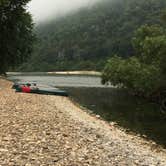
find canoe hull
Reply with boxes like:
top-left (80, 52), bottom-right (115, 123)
top-left (13, 83), bottom-right (68, 97)
top-left (30, 89), bottom-right (68, 97)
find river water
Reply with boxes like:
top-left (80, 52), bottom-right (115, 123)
top-left (8, 74), bottom-right (166, 148)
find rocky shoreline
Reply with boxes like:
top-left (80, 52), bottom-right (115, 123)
top-left (0, 78), bottom-right (166, 165)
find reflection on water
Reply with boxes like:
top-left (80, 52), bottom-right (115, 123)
top-left (64, 87), bottom-right (166, 148)
top-left (8, 75), bottom-right (166, 148)
top-left (8, 75), bottom-right (108, 87)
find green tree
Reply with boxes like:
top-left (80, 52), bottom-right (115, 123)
top-left (102, 25), bottom-right (166, 97)
top-left (0, 0), bottom-right (34, 74)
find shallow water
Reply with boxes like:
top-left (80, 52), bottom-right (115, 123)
top-left (8, 74), bottom-right (166, 148)
top-left (8, 75), bottom-right (107, 87)
top-left (65, 87), bottom-right (166, 147)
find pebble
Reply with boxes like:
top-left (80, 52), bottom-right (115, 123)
top-left (96, 115), bottom-right (100, 118)
top-left (0, 79), bottom-right (165, 166)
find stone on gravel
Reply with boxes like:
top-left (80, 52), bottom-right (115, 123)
top-left (0, 79), bottom-right (166, 165)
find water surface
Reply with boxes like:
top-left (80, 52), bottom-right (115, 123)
top-left (8, 74), bottom-right (166, 148)
top-left (65, 87), bottom-right (166, 147)
top-left (8, 75), bottom-right (107, 87)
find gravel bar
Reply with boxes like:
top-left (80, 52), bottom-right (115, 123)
top-left (0, 78), bottom-right (166, 166)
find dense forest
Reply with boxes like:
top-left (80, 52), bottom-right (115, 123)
top-left (101, 7), bottom-right (166, 105)
top-left (0, 0), bottom-right (34, 74)
top-left (102, 23), bottom-right (166, 102)
top-left (19, 0), bottom-right (166, 71)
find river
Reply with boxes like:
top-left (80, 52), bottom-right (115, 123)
top-left (8, 73), bottom-right (166, 148)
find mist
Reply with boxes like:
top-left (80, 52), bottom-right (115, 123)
top-left (28, 0), bottom-right (100, 23)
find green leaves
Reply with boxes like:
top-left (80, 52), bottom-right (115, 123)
top-left (102, 56), bottom-right (161, 96)
top-left (0, 0), bottom-right (34, 73)
top-left (132, 25), bottom-right (164, 55)
top-left (141, 36), bottom-right (166, 64)
top-left (102, 23), bottom-right (166, 97)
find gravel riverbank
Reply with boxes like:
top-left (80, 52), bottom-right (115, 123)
top-left (0, 78), bottom-right (166, 165)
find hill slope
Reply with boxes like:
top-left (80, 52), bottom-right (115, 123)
top-left (20, 0), bottom-right (166, 71)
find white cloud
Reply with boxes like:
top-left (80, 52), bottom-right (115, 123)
top-left (27, 0), bottom-right (99, 22)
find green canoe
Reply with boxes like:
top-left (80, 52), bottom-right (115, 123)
top-left (30, 88), bottom-right (68, 96)
top-left (13, 82), bottom-right (68, 97)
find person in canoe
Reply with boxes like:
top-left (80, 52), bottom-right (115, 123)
top-left (15, 83), bottom-right (38, 93)
top-left (13, 82), bottom-right (68, 96)
top-left (21, 83), bottom-right (31, 93)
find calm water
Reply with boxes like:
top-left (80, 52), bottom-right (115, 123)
top-left (8, 74), bottom-right (166, 148)
top-left (8, 75), bottom-right (107, 87)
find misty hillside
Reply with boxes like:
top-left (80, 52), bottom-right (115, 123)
top-left (20, 0), bottom-right (166, 71)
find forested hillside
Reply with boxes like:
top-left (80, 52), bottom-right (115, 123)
top-left (19, 0), bottom-right (166, 71)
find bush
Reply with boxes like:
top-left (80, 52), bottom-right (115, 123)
top-left (102, 25), bottom-right (166, 97)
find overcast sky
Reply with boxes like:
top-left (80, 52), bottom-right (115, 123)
top-left (28, 0), bottom-right (100, 22)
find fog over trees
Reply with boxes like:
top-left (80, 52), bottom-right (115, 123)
top-left (20, 0), bottom-right (166, 73)
top-left (28, 0), bottom-right (100, 22)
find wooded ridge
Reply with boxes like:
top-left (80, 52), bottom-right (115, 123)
top-left (19, 0), bottom-right (166, 72)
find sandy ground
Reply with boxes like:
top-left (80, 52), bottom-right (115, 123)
top-left (0, 78), bottom-right (166, 166)
top-left (47, 71), bottom-right (101, 76)
top-left (7, 71), bottom-right (101, 76)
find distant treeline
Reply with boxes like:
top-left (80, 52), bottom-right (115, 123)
top-left (19, 0), bottom-right (166, 71)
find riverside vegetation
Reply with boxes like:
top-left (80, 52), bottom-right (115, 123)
top-left (0, 0), bottom-right (35, 75)
top-left (102, 17), bottom-right (166, 104)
